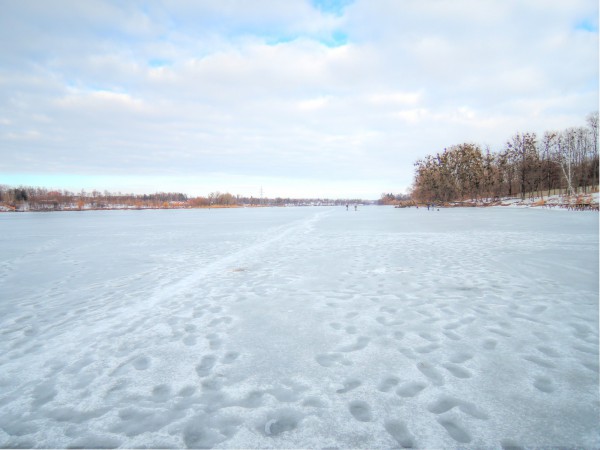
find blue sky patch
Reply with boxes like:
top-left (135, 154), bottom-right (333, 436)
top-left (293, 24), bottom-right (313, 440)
top-left (148, 59), bottom-right (171, 68)
top-left (575, 18), bottom-right (598, 32)
top-left (311, 0), bottom-right (353, 16)
top-left (321, 30), bottom-right (348, 47)
top-left (265, 31), bottom-right (347, 47)
top-left (265, 35), bottom-right (300, 46)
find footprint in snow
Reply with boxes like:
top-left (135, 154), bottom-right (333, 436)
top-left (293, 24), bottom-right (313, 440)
top-left (416, 361), bottom-right (444, 386)
top-left (262, 409), bottom-right (303, 436)
top-left (336, 378), bottom-right (362, 394)
top-left (385, 419), bottom-right (416, 448)
top-left (337, 336), bottom-right (370, 353)
top-left (348, 400), bottom-right (372, 422)
top-left (222, 351), bottom-right (239, 364)
top-left (427, 395), bottom-right (489, 419)
top-left (133, 356), bottom-right (150, 370)
top-left (315, 353), bottom-right (350, 367)
top-left (448, 351), bottom-right (473, 364)
top-left (443, 363), bottom-right (472, 379)
top-left (437, 417), bottom-right (472, 444)
top-left (377, 376), bottom-right (400, 392)
top-left (396, 381), bottom-right (427, 398)
top-left (195, 355), bottom-right (216, 377)
top-left (533, 376), bottom-right (555, 393)
top-left (482, 338), bottom-right (497, 350)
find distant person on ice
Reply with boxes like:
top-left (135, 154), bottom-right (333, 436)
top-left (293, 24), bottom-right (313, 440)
top-left (354, 205), bottom-right (357, 211)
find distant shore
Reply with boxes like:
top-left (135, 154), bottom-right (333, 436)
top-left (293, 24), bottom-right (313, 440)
top-left (0, 203), bottom-right (352, 213)
top-left (0, 204), bottom-right (274, 213)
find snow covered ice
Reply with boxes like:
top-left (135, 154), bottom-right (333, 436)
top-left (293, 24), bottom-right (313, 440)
top-left (0, 206), bottom-right (598, 448)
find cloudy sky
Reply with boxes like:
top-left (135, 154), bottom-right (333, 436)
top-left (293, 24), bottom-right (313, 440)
top-left (1, 0), bottom-right (598, 199)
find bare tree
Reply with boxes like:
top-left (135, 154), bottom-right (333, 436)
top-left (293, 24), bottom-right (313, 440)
top-left (539, 131), bottom-right (561, 197)
top-left (556, 129), bottom-right (577, 195)
top-left (587, 112), bottom-right (599, 190)
top-left (505, 132), bottom-right (538, 199)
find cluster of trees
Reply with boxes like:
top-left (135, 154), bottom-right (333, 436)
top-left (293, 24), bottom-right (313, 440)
top-left (196, 193), bottom-right (364, 207)
top-left (378, 193), bottom-right (412, 205)
top-left (412, 113), bottom-right (599, 203)
top-left (0, 186), bottom-right (190, 210)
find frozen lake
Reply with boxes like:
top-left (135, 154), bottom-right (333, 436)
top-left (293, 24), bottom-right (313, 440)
top-left (0, 206), bottom-right (598, 448)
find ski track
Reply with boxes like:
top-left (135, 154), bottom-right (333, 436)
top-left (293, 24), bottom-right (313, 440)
top-left (0, 207), bottom-right (598, 448)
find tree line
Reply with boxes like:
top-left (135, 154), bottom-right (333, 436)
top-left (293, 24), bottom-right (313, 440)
top-left (0, 187), bottom-right (190, 210)
top-left (377, 193), bottom-right (412, 205)
top-left (412, 112), bottom-right (599, 203)
top-left (0, 186), bottom-right (367, 211)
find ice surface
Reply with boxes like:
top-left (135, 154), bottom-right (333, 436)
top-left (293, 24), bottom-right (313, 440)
top-left (0, 206), bottom-right (598, 448)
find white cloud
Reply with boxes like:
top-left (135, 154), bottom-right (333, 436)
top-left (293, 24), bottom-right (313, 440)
top-left (297, 96), bottom-right (332, 111)
top-left (57, 90), bottom-right (146, 111)
top-left (367, 91), bottom-right (422, 106)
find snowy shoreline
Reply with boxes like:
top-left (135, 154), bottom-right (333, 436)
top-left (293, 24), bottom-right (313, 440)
top-left (402, 193), bottom-right (600, 210)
